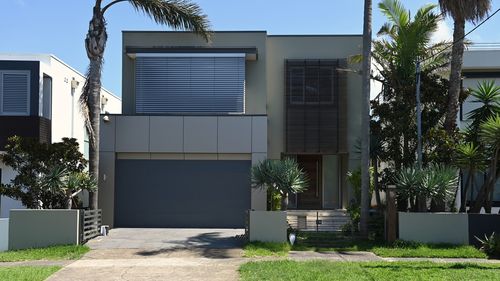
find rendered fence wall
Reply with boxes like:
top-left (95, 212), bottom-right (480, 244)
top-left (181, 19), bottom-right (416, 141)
top-left (9, 210), bottom-right (80, 250)
top-left (399, 212), bottom-right (500, 245)
top-left (399, 212), bottom-right (469, 245)
top-left (249, 211), bottom-right (287, 243)
top-left (0, 219), bottom-right (8, 251)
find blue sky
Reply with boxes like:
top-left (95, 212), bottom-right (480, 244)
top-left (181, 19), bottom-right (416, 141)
top-left (1, 0), bottom-right (499, 96)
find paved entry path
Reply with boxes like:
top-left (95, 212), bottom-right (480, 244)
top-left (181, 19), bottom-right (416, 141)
top-left (47, 228), bottom-right (247, 281)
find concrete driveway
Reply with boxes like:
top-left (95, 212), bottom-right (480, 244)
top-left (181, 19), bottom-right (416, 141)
top-left (48, 228), bottom-right (246, 281)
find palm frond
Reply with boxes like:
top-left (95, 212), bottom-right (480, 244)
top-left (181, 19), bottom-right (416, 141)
top-left (439, 0), bottom-right (491, 23)
top-left (479, 114), bottom-right (500, 147)
top-left (378, 0), bottom-right (410, 28)
top-left (122, 0), bottom-right (211, 41)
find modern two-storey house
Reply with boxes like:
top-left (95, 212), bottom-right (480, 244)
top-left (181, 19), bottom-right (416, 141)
top-left (98, 31), bottom-right (363, 228)
top-left (0, 54), bottom-right (121, 217)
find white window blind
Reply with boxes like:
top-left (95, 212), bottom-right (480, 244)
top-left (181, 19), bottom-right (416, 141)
top-left (135, 55), bottom-right (245, 114)
top-left (0, 70), bottom-right (30, 115)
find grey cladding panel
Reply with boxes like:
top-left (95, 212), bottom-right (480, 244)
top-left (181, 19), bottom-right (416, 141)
top-left (135, 56), bottom-right (245, 114)
top-left (114, 160), bottom-right (251, 228)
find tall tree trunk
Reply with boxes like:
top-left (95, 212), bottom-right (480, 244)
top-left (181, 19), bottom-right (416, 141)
top-left (417, 196), bottom-right (427, 212)
top-left (66, 190), bottom-right (73, 210)
top-left (360, 0), bottom-right (372, 237)
top-left (281, 193), bottom-right (288, 211)
top-left (460, 171), bottom-right (473, 212)
top-left (471, 148), bottom-right (499, 213)
top-left (373, 158), bottom-right (382, 209)
top-left (444, 19), bottom-right (465, 132)
top-left (84, 2), bottom-right (107, 210)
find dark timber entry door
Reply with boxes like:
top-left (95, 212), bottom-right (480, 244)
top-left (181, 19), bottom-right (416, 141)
top-left (297, 155), bottom-right (322, 209)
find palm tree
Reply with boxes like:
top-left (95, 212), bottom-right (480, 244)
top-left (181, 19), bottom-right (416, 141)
top-left (251, 159), bottom-right (308, 211)
top-left (81, 0), bottom-right (211, 209)
top-left (359, 0), bottom-right (372, 238)
top-left (455, 142), bottom-right (485, 212)
top-left (470, 115), bottom-right (500, 213)
top-left (440, 0), bottom-right (491, 132)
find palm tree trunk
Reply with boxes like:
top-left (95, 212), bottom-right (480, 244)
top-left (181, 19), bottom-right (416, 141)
top-left (360, 0), bottom-right (372, 237)
top-left (84, 2), bottom-right (107, 210)
top-left (460, 171), bottom-right (473, 212)
top-left (471, 148), bottom-right (499, 213)
top-left (444, 19), bottom-right (465, 132)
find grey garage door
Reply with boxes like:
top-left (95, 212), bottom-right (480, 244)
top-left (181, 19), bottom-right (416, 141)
top-left (115, 159), bottom-right (251, 228)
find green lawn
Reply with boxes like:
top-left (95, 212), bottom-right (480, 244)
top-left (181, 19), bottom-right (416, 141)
top-left (244, 242), bottom-right (291, 257)
top-left (239, 260), bottom-right (500, 281)
top-left (245, 239), bottom-right (487, 258)
top-left (293, 240), bottom-right (487, 259)
top-left (0, 266), bottom-right (61, 281)
top-left (0, 245), bottom-right (89, 262)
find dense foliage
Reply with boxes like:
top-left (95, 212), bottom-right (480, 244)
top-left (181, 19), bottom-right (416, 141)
top-left (0, 136), bottom-right (95, 209)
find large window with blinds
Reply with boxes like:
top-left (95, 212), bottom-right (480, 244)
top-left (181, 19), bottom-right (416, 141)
top-left (0, 70), bottom-right (30, 115)
top-left (135, 54), bottom-right (245, 114)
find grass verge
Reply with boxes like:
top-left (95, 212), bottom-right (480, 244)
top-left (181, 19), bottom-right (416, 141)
top-left (0, 266), bottom-right (61, 281)
top-left (243, 242), bottom-right (291, 257)
top-left (239, 260), bottom-right (500, 281)
top-left (0, 245), bottom-right (90, 262)
top-left (293, 233), bottom-right (487, 258)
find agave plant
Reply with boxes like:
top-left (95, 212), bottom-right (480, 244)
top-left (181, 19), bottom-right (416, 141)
top-left (251, 158), bottom-right (308, 211)
top-left (395, 165), bottom-right (458, 212)
top-left (422, 165), bottom-right (459, 211)
top-left (476, 232), bottom-right (500, 257)
top-left (394, 167), bottom-right (423, 211)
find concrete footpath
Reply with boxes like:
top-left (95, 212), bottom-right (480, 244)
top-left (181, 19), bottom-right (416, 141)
top-left (40, 228), bottom-right (500, 281)
top-left (0, 250), bottom-right (496, 281)
top-left (45, 250), bottom-right (500, 281)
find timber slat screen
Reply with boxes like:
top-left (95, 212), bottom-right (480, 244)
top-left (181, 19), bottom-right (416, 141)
top-left (285, 59), bottom-right (347, 154)
top-left (80, 209), bottom-right (102, 243)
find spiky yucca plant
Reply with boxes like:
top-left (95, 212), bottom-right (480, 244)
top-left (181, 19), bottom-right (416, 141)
top-left (251, 159), bottom-right (308, 211)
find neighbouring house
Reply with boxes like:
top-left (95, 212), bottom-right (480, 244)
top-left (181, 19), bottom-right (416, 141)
top-left (458, 45), bottom-right (500, 212)
top-left (98, 31), bottom-right (362, 228)
top-left (0, 54), bottom-right (121, 217)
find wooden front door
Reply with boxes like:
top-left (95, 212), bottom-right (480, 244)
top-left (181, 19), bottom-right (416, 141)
top-left (297, 155), bottom-right (322, 209)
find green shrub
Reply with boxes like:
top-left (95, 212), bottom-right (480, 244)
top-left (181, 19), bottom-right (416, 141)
top-left (476, 232), bottom-right (500, 257)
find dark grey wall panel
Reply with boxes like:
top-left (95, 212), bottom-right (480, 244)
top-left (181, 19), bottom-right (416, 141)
top-left (114, 159), bottom-right (251, 228)
top-left (468, 214), bottom-right (500, 246)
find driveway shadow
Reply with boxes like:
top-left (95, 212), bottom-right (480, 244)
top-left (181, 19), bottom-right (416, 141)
top-left (135, 232), bottom-right (245, 259)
